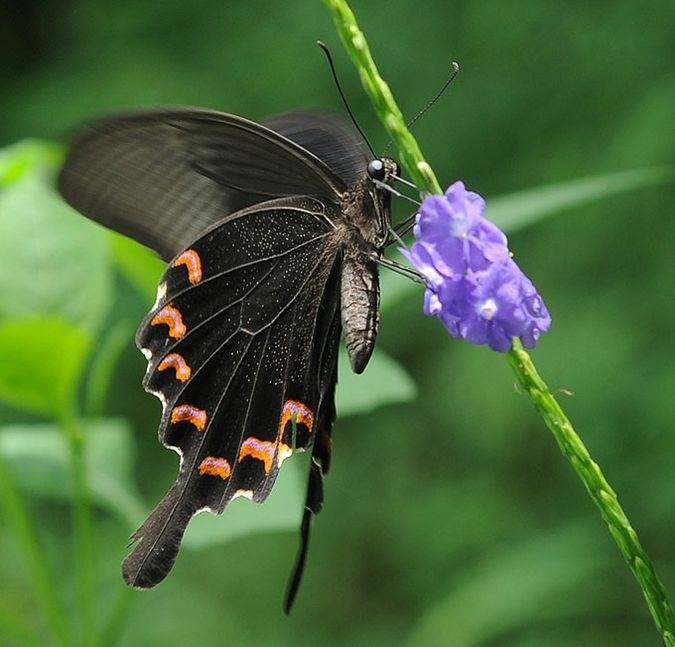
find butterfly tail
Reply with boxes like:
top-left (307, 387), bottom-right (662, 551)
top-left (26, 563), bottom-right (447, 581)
top-left (284, 367), bottom-right (336, 613)
top-left (283, 459), bottom-right (323, 614)
top-left (121, 482), bottom-right (197, 589)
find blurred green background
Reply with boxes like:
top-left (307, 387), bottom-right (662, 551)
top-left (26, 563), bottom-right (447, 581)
top-left (1, 0), bottom-right (675, 645)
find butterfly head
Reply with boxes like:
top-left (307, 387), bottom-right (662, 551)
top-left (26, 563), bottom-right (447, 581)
top-left (367, 157), bottom-right (400, 185)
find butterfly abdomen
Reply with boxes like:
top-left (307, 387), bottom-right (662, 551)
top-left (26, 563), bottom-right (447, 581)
top-left (340, 253), bottom-right (380, 374)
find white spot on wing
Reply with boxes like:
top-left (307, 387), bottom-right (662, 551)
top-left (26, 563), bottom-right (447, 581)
top-left (233, 489), bottom-right (254, 501)
top-left (164, 441), bottom-right (185, 468)
top-left (153, 282), bottom-right (168, 309)
top-left (277, 445), bottom-right (293, 467)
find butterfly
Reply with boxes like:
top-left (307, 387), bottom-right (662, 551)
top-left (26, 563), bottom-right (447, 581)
top-left (58, 108), bottom-right (399, 610)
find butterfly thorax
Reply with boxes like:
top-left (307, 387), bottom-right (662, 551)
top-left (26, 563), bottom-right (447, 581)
top-left (341, 157), bottom-right (396, 247)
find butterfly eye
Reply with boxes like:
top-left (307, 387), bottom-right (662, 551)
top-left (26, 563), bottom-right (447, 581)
top-left (367, 159), bottom-right (386, 181)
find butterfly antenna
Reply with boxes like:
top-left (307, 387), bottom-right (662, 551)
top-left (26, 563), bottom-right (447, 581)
top-left (382, 61), bottom-right (460, 155)
top-left (409, 61), bottom-right (459, 130)
top-left (317, 41), bottom-right (378, 158)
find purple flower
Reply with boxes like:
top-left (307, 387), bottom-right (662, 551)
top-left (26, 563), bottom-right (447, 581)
top-left (402, 181), bottom-right (551, 352)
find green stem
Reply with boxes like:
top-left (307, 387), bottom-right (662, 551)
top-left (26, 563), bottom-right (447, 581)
top-left (506, 340), bottom-right (675, 645)
top-left (84, 319), bottom-right (132, 419)
top-left (0, 448), bottom-right (71, 647)
top-left (99, 586), bottom-right (137, 647)
top-left (323, 0), bottom-right (442, 195)
top-left (0, 602), bottom-right (43, 647)
top-left (61, 408), bottom-right (96, 647)
top-left (323, 0), bottom-right (675, 644)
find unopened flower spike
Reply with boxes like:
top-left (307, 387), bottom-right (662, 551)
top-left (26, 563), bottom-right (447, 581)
top-left (401, 180), bottom-right (551, 352)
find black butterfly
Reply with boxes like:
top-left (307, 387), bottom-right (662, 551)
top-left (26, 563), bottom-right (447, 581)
top-left (58, 108), bottom-right (399, 610)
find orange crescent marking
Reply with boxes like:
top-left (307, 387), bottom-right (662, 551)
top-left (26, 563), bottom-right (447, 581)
top-left (238, 437), bottom-right (276, 474)
top-left (170, 404), bottom-right (207, 431)
top-left (280, 400), bottom-right (314, 436)
top-left (157, 353), bottom-right (192, 382)
top-left (199, 456), bottom-right (232, 480)
top-left (173, 249), bottom-right (203, 285)
top-left (151, 304), bottom-right (186, 339)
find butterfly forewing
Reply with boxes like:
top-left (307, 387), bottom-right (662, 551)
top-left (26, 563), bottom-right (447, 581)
top-left (58, 109), bottom-right (349, 261)
top-left (264, 111), bottom-right (370, 187)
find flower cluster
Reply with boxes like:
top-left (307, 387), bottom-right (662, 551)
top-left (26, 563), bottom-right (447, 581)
top-left (402, 181), bottom-right (551, 352)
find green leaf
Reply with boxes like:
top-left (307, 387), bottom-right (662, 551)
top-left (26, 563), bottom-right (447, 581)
top-left (0, 140), bottom-right (63, 188)
top-left (488, 166), bottom-right (675, 234)
top-left (0, 318), bottom-right (92, 418)
top-left (182, 450), bottom-right (308, 549)
top-left (0, 419), bottom-right (145, 526)
top-left (337, 348), bottom-right (417, 416)
top-left (403, 522), bottom-right (613, 647)
top-left (110, 232), bottom-right (165, 305)
top-left (0, 141), bottom-right (114, 333)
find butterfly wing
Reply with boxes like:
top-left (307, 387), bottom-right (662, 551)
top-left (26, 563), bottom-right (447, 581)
top-left (58, 107), bottom-right (386, 600)
top-left (264, 111), bottom-right (369, 188)
top-left (124, 194), bottom-right (343, 588)
top-left (57, 108), bottom-right (353, 261)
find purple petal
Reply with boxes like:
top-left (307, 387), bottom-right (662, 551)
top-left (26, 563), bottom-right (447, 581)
top-left (406, 182), bottom-right (552, 352)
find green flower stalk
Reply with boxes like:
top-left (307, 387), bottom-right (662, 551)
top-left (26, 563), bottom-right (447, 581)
top-left (506, 342), bottom-right (675, 645)
top-left (323, 0), bottom-right (675, 644)
top-left (324, 0), bottom-right (442, 196)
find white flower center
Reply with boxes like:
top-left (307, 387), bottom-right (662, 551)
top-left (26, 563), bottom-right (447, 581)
top-left (477, 298), bottom-right (498, 320)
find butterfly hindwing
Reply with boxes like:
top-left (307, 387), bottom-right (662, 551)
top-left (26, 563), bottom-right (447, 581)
top-left (123, 196), bottom-right (343, 589)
